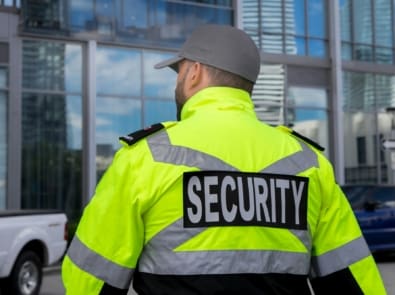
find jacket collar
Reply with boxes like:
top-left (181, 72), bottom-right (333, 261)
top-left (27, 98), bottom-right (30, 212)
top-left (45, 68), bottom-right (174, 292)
top-left (180, 87), bottom-right (256, 120)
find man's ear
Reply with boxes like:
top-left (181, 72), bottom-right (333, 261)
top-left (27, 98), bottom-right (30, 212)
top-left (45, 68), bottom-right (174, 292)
top-left (183, 62), bottom-right (209, 99)
top-left (189, 62), bottom-right (210, 90)
top-left (189, 62), bottom-right (203, 86)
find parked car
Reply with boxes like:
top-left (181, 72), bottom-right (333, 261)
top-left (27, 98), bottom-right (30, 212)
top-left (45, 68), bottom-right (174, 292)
top-left (341, 185), bottom-right (395, 253)
top-left (0, 209), bottom-right (68, 295)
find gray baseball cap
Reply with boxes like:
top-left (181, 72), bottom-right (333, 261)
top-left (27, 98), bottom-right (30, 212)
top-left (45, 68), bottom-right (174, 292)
top-left (154, 24), bottom-right (261, 83)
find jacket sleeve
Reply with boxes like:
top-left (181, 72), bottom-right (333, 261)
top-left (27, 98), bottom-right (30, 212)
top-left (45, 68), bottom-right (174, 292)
top-left (309, 159), bottom-right (386, 294)
top-left (62, 147), bottom-right (145, 295)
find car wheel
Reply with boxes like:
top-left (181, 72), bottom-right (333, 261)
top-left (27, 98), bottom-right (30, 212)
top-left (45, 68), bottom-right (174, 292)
top-left (5, 251), bottom-right (42, 295)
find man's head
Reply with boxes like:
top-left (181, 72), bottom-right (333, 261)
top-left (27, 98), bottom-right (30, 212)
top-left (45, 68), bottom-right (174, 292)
top-left (155, 24), bottom-right (261, 119)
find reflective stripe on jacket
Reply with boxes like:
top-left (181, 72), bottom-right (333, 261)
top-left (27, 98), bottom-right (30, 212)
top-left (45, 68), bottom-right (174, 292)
top-left (62, 87), bottom-right (386, 295)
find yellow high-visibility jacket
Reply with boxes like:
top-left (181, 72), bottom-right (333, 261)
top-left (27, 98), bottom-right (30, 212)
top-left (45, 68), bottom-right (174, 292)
top-left (62, 87), bottom-right (386, 295)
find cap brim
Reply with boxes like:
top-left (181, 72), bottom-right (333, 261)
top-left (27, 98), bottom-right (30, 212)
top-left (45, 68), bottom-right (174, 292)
top-left (154, 56), bottom-right (184, 72)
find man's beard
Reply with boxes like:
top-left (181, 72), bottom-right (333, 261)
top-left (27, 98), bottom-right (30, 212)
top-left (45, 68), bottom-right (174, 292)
top-left (175, 75), bottom-right (187, 121)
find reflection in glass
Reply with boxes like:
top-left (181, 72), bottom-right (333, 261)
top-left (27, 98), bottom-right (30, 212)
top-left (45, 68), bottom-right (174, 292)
top-left (21, 93), bottom-right (82, 221)
top-left (340, 0), bottom-right (394, 63)
top-left (69, 0), bottom-right (94, 29)
top-left (288, 87), bottom-right (327, 108)
top-left (343, 111), bottom-right (378, 183)
top-left (286, 107), bottom-right (328, 156)
top-left (96, 47), bottom-right (141, 96)
top-left (341, 42), bottom-right (352, 60)
top-left (144, 100), bottom-right (176, 126)
top-left (343, 72), bottom-right (375, 111)
top-left (0, 92), bottom-right (6, 209)
top-left (117, 0), bottom-right (147, 31)
top-left (96, 96), bottom-right (141, 180)
top-left (23, 41), bottom-right (82, 92)
top-left (374, 0), bottom-right (392, 47)
top-left (309, 39), bottom-right (326, 57)
top-left (162, 1), bottom-right (233, 41)
top-left (308, 0), bottom-right (325, 38)
top-left (339, 0), bottom-right (351, 41)
top-left (354, 44), bottom-right (373, 62)
top-left (353, 0), bottom-right (372, 45)
top-left (261, 1), bottom-right (284, 53)
top-left (67, 0), bottom-right (233, 47)
top-left (143, 51), bottom-right (177, 99)
top-left (21, 40), bottom-right (83, 224)
top-left (375, 75), bottom-right (395, 109)
top-left (295, 37), bottom-right (306, 55)
top-left (0, 68), bottom-right (7, 88)
top-left (293, 0), bottom-right (305, 35)
top-left (343, 71), bottom-right (395, 184)
top-left (252, 64), bottom-right (285, 125)
top-left (375, 47), bottom-right (393, 65)
top-left (249, 0), bottom-right (327, 58)
top-left (287, 87), bottom-right (328, 157)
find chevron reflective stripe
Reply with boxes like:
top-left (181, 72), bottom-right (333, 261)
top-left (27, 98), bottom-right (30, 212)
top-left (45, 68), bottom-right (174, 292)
top-left (67, 235), bottom-right (134, 289)
top-left (147, 130), bottom-right (319, 174)
top-left (311, 236), bottom-right (371, 277)
top-left (147, 131), bottom-right (239, 171)
top-left (142, 129), bottom-right (319, 275)
top-left (261, 141), bottom-right (319, 175)
top-left (138, 218), bottom-right (311, 275)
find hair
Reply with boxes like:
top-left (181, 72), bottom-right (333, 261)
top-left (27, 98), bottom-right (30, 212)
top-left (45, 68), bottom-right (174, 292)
top-left (203, 64), bottom-right (255, 95)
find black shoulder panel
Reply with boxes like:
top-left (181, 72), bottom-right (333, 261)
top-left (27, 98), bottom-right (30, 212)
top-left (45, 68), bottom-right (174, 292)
top-left (291, 130), bottom-right (325, 151)
top-left (119, 123), bottom-right (164, 146)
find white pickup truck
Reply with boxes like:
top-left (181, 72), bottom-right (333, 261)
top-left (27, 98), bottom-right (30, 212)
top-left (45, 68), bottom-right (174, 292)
top-left (0, 210), bottom-right (68, 295)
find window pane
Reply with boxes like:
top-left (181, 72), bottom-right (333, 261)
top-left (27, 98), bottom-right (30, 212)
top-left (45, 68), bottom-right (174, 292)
top-left (354, 44), bottom-right (373, 62)
top-left (353, 0), bottom-right (372, 45)
top-left (308, 0), bottom-right (325, 38)
top-left (341, 42), bottom-right (352, 60)
top-left (116, 0), bottom-right (147, 31)
top-left (96, 96), bottom-right (141, 180)
top-left (342, 71), bottom-right (375, 111)
top-left (0, 67), bottom-right (7, 88)
top-left (21, 93), bottom-right (83, 221)
top-left (375, 47), bottom-right (393, 64)
top-left (0, 91), bottom-right (6, 209)
top-left (69, 0), bottom-right (94, 29)
top-left (23, 41), bottom-right (82, 92)
top-left (295, 37), bottom-right (306, 55)
top-left (286, 108), bottom-right (329, 156)
top-left (252, 64), bottom-right (286, 125)
top-left (286, 86), bottom-right (329, 157)
top-left (243, 0), bottom-right (260, 41)
top-left (143, 51), bottom-right (177, 99)
top-left (375, 74), bottom-right (395, 109)
top-left (262, 33), bottom-right (284, 54)
top-left (293, 0), bottom-right (305, 35)
top-left (261, 0), bottom-right (283, 53)
top-left (144, 100), bottom-right (176, 126)
top-left (288, 87), bottom-right (327, 108)
top-left (308, 39), bottom-right (326, 57)
top-left (343, 111), bottom-right (377, 183)
top-left (146, 0), bottom-right (233, 47)
top-left (339, 0), bottom-right (352, 41)
top-left (341, 71), bottom-right (394, 183)
top-left (374, 0), bottom-right (393, 47)
top-left (96, 47), bottom-right (141, 96)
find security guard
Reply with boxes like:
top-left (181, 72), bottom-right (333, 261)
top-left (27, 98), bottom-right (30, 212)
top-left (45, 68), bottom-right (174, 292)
top-left (62, 24), bottom-right (387, 295)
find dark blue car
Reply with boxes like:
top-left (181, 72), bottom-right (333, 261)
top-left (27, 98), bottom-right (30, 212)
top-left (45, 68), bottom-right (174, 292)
top-left (341, 185), bottom-right (395, 253)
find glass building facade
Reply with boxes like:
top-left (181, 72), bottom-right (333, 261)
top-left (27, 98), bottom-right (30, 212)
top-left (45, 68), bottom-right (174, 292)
top-left (1, 0), bottom-right (395, 226)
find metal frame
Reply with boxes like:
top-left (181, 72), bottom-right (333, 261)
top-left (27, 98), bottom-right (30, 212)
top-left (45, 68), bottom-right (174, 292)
top-left (7, 13), bottom-right (21, 208)
top-left (328, 0), bottom-right (345, 184)
top-left (83, 40), bottom-right (97, 205)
